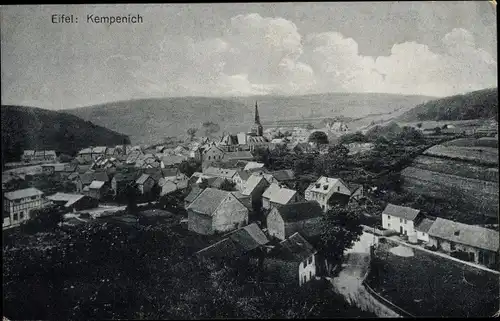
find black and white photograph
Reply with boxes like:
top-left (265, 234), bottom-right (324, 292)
top-left (1, 2), bottom-right (499, 319)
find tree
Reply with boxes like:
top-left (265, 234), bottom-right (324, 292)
top-left (179, 159), bottom-right (201, 177)
top-left (125, 183), bottom-right (139, 214)
top-left (202, 122), bottom-right (220, 136)
top-left (219, 179), bottom-right (236, 191)
top-left (339, 131), bottom-right (366, 145)
top-left (252, 147), bottom-right (270, 166)
top-left (308, 131), bottom-right (329, 145)
top-left (416, 123), bottom-right (423, 128)
top-left (187, 128), bottom-right (198, 141)
top-left (21, 205), bottom-right (63, 233)
top-left (316, 204), bottom-right (363, 274)
top-left (199, 178), bottom-right (209, 189)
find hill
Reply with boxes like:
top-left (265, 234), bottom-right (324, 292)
top-left (398, 88), bottom-right (498, 122)
top-left (1, 105), bottom-right (130, 164)
top-left (63, 93), bottom-right (433, 145)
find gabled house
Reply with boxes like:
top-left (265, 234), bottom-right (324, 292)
top-left (269, 169), bottom-right (295, 184)
top-left (244, 162), bottom-right (265, 171)
top-left (74, 171), bottom-right (110, 193)
top-left (265, 232), bottom-right (321, 286)
top-left (222, 150), bottom-right (254, 162)
top-left (111, 172), bottom-right (138, 196)
top-left (381, 203), bottom-right (422, 242)
top-left (234, 170), bottom-right (251, 191)
top-left (187, 188), bottom-right (249, 235)
top-left (3, 187), bottom-right (48, 227)
top-left (203, 167), bottom-right (238, 182)
top-left (427, 218), bottom-right (499, 268)
top-left (41, 163), bottom-right (67, 176)
top-left (184, 186), bottom-right (204, 208)
top-left (195, 223), bottom-right (269, 260)
top-left (47, 192), bottom-right (99, 212)
top-left (266, 201), bottom-right (323, 241)
top-left (136, 174), bottom-right (156, 195)
top-left (85, 180), bottom-right (109, 200)
top-left (305, 176), bottom-right (351, 212)
top-left (242, 174), bottom-right (270, 205)
top-left (262, 183), bottom-right (301, 210)
top-left (201, 145), bottom-right (225, 163)
top-left (415, 218), bottom-right (435, 243)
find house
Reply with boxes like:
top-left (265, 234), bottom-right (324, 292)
top-left (244, 161), bottom-right (265, 171)
top-left (348, 183), bottom-right (365, 201)
top-left (415, 218), bottom-right (435, 243)
top-left (187, 188), bottom-right (249, 235)
top-left (269, 169), bottom-right (295, 184)
top-left (242, 174), bottom-right (270, 205)
top-left (265, 232), bottom-right (320, 286)
top-left (85, 180), bottom-right (109, 200)
top-left (381, 204), bottom-right (422, 242)
top-left (22, 150), bottom-right (57, 163)
top-left (47, 193), bottom-right (99, 212)
top-left (3, 188), bottom-right (48, 227)
top-left (136, 174), bottom-right (156, 195)
top-left (201, 145), bottom-right (225, 163)
top-left (234, 170), bottom-right (251, 191)
top-left (184, 186), bottom-right (204, 208)
top-left (262, 183), bottom-right (300, 210)
top-left (158, 177), bottom-right (189, 196)
top-left (91, 146), bottom-right (108, 161)
top-left (266, 201), bottom-right (323, 241)
top-left (75, 171), bottom-right (110, 193)
top-left (222, 150), bottom-right (254, 162)
top-left (41, 163), bottom-right (67, 175)
top-left (427, 218), bottom-right (499, 267)
top-left (203, 167), bottom-right (238, 182)
top-left (218, 134), bottom-right (240, 152)
top-left (195, 223), bottom-right (269, 260)
top-left (111, 172), bottom-right (138, 196)
top-left (304, 176), bottom-right (351, 212)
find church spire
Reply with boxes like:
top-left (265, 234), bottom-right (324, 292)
top-left (254, 101), bottom-right (260, 124)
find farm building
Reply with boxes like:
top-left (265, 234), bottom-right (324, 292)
top-left (381, 203), bottom-right (422, 243)
top-left (427, 217), bottom-right (499, 268)
top-left (262, 183), bottom-right (301, 210)
top-left (304, 176), bottom-right (351, 212)
top-left (47, 193), bottom-right (99, 212)
top-left (241, 174), bottom-right (270, 204)
top-left (85, 180), bottom-right (109, 200)
top-left (136, 174), bottom-right (156, 195)
top-left (415, 218), bottom-right (435, 243)
top-left (187, 188), bottom-right (249, 235)
top-left (266, 201), bottom-right (323, 241)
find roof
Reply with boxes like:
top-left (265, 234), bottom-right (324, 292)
top-left (136, 173), bottom-right (152, 185)
top-left (209, 177), bottom-right (226, 189)
top-left (88, 180), bottom-right (105, 189)
top-left (204, 167), bottom-right (237, 179)
top-left (113, 172), bottom-right (138, 182)
top-left (92, 146), bottom-right (107, 154)
top-left (187, 188), bottom-right (233, 216)
top-left (274, 201), bottom-right (323, 222)
top-left (47, 192), bottom-right (87, 207)
top-left (161, 154), bottom-right (186, 167)
top-left (80, 171), bottom-right (109, 185)
top-left (5, 187), bottom-right (44, 200)
top-left (262, 183), bottom-right (297, 205)
top-left (242, 174), bottom-right (268, 196)
top-left (428, 218), bottom-right (499, 252)
top-left (244, 162), bottom-right (265, 171)
top-left (415, 218), bottom-right (435, 233)
top-left (185, 186), bottom-right (204, 203)
top-left (237, 170), bottom-right (251, 181)
top-left (196, 238), bottom-right (242, 259)
top-left (227, 223), bottom-right (269, 251)
top-left (306, 176), bottom-right (350, 195)
top-left (382, 203), bottom-right (421, 221)
top-left (223, 151), bottom-right (254, 160)
top-left (275, 232), bottom-right (317, 262)
top-left (270, 169), bottom-right (295, 181)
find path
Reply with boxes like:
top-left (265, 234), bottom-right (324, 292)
top-left (385, 235), bottom-right (500, 275)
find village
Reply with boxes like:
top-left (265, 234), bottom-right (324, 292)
top-left (2, 101), bottom-right (499, 318)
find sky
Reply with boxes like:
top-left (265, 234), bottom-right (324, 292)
top-left (1, 2), bottom-right (497, 110)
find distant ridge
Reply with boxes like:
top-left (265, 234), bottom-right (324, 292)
top-left (1, 105), bottom-right (130, 164)
top-left (64, 93), bottom-right (433, 145)
top-left (398, 88), bottom-right (498, 122)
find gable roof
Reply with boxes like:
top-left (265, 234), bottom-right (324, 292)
top-left (185, 186), bottom-right (204, 203)
top-left (223, 150), bottom-right (254, 161)
top-left (237, 170), bottom-right (251, 181)
top-left (161, 154), bottom-right (186, 167)
top-left (113, 171), bottom-right (138, 182)
top-left (428, 218), bottom-right (499, 252)
top-left (306, 176), bottom-right (350, 196)
top-left (274, 201), bottom-right (323, 222)
top-left (270, 169), bottom-right (295, 181)
top-left (4, 187), bottom-right (44, 200)
top-left (89, 180), bottom-right (106, 189)
top-left (204, 167), bottom-right (237, 179)
top-left (415, 218), bottom-right (435, 233)
top-left (47, 192), bottom-right (88, 208)
top-left (382, 203), bottom-right (421, 221)
top-left (187, 188), bottom-right (233, 216)
top-left (135, 173), bottom-right (152, 185)
top-left (262, 183), bottom-right (297, 205)
top-left (243, 162), bottom-right (265, 171)
top-left (276, 232), bottom-right (317, 262)
top-left (242, 174), bottom-right (268, 196)
top-left (80, 171), bottom-right (109, 185)
top-left (196, 238), bottom-right (242, 259)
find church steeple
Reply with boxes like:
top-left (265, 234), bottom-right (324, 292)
top-left (251, 101), bottom-right (263, 136)
top-left (254, 101), bottom-right (260, 124)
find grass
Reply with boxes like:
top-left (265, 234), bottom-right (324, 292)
top-left (424, 145), bottom-right (498, 166)
top-left (443, 137), bottom-right (498, 149)
top-left (366, 241), bottom-right (500, 317)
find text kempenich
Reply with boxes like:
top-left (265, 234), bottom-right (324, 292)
top-left (87, 14), bottom-right (143, 25)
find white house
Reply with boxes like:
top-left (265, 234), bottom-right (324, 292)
top-left (304, 176), bottom-right (351, 212)
top-left (201, 145), bottom-right (225, 163)
top-left (3, 187), bottom-right (48, 227)
top-left (415, 218), bottom-right (435, 243)
top-left (381, 203), bottom-right (422, 243)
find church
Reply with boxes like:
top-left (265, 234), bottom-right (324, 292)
top-left (219, 102), bottom-right (270, 152)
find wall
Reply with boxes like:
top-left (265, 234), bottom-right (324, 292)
top-left (298, 254), bottom-right (317, 286)
top-left (382, 214), bottom-right (417, 237)
top-left (212, 194), bottom-right (249, 233)
top-left (188, 210), bottom-right (213, 235)
top-left (284, 217), bottom-right (322, 240)
top-left (267, 209), bottom-right (285, 240)
top-left (417, 231), bottom-right (429, 242)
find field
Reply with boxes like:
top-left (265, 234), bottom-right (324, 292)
top-left (401, 167), bottom-right (499, 218)
top-left (411, 155), bottom-right (498, 182)
top-left (398, 119), bottom-right (484, 131)
top-left (423, 145), bottom-right (498, 166)
top-left (366, 241), bottom-right (500, 317)
top-left (443, 137), bottom-right (498, 148)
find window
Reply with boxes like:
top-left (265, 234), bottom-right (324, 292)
top-left (404, 219), bottom-right (407, 224)
top-left (309, 271), bottom-right (313, 280)
top-left (388, 223), bottom-right (391, 228)
top-left (400, 218), bottom-right (403, 223)
top-left (20, 212), bottom-right (24, 219)
top-left (387, 215), bottom-right (391, 220)
top-left (208, 156), bottom-right (211, 160)
top-left (337, 186), bottom-right (340, 191)
top-left (31, 196), bottom-right (37, 200)
top-left (13, 213), bottom-right (18, 222)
